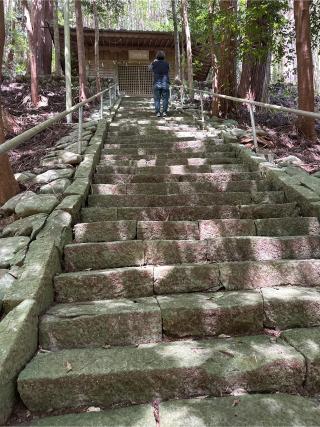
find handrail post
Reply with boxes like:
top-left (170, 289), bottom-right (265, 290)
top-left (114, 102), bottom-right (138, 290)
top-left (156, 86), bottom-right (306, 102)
top-left (200, 91), bottom-right (204, 124)
top-left (180, 86), bottom-right (184, 109)
top-left (108, 87), bottom-right (111, 109)
top-left (248, 103), bottom-right (258, 153)
top-left (100, 93), bottom-right (104, 119)
top-left (78, 105), bottom-right (83, 154)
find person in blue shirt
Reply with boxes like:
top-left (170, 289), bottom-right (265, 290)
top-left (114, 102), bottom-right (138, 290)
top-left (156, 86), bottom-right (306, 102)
top-left (149, 51), bottom-right (170, 117)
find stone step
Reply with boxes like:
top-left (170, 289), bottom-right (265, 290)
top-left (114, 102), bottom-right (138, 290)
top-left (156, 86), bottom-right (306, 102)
top-left (101, 147), bottom-right (237, 156)
top-left (64, 236), bottom-right (320, 271)
top-left (95, 163), bottom-right (245, 175)
top-left (91, 172), bottom-right (261, 184)
top-left (39, 297), bottom-right (162, 350)
top-left (55, 260), bottom-right (320, 303)
top-left (18, 335), bottom-right (305, 412)
top-left (28, 394), bottom-right (320, 427)
top-left (74, 220), bottom-right (137, 243)
top-left (81, 203), bottom-right (298, 222)
top-left (98, 158), bottom-right (244, 167)
top-left (88, 191), bottom-right (284, 207)
top-left (104, 141), bottom-right (232, 150)
top-left (39, 290), bottom-right (267, 350)
top-left (90, 181), bottom-right (268, 195)
top-left (100, 153), bottom-right (241, 163)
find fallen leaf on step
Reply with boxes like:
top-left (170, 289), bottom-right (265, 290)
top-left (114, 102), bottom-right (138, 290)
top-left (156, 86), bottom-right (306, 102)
top-left (64, 361), bottom-right (73, 372)
top-left (87, 407), bottom-right (101, 412)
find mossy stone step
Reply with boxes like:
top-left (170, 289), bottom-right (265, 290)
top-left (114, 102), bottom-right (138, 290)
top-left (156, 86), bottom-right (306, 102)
top-left (95, 163), bottom-right (246, 176)
top-left (220, 259), bottom-right (320, 290)
top-left (39, 297), bottom-right (162, 350)
top-left (92, 171), bottom-right (261, 184)
top-left (31, 394), bottom-right (320, 427)
top-left (104, 141), bottom-right (233, 150)
top-left (64, 236), bottom-right (320, 271)
top-left (74, 220), bottom-right (137, 243)
top-left (80, 203), bottom-right (298, 223)
top-left (92, 181), bottom-right (267, 195)
top-left (101, 147), bottom-right (237, 156)
top-left (18, 335), bottom-right (304, 412)
top-left (158, 291), bottom-right (263, 338)
top-left (88, 192), bottom-right (253, 207)
top-left (100, 153), bottom-right (241, 163)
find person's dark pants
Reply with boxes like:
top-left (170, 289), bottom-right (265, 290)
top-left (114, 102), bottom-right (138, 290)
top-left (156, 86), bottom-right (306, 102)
top-left (154, 86), bottom-right (170, 113)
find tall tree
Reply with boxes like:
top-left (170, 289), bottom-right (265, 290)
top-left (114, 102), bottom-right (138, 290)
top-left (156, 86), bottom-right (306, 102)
top-left (215, 0), bottom-right (237, 115)
top-left (171, 0), bottom-right (181, 81)
top-left (23, 0), bottom-right (40, 106)
top-left (93, 0), bottom-right (101, 93)
top-left (0, 0), bottom-right (19, 204)
top-left (294, 0), bottom-right (316, 140)
top-left (238, 0), bottom-right (282, 102)
top-left (181, 0), bottom-right (193, 96)
top-left (42, 0), bottom-right (53, 75)
top-left (52, 0), bottom-right (62, 76)
top-left (75, 0), bottom-right (89, 100)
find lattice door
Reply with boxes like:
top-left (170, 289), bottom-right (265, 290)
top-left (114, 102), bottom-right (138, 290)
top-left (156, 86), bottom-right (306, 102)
top-left (118, 65), bottom-right (153, 96)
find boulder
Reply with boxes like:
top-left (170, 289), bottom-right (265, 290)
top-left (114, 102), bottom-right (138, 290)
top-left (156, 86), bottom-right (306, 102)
top-left (58, 151), bottom-right (82, 165)
top-left (0, 191), bottom-right (36, 216)
top-left (33, 169), bottom-right (74, 184)
top-left (14, 172), bottom-right (36, 184)
top-left (0, 237), bottom-right (30, 268)
top-left (39, 179), bottom-right (71, 194)
top-left (2, 213), bottom-right (47, 239)
top-left (15, 194), bottom-right (59, 218)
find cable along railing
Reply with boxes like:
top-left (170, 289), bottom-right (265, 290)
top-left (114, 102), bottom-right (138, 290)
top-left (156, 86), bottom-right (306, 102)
top-left (172, 85), bottom-right (320, 154)
top-left (0, 83), bottom-right (120, 156)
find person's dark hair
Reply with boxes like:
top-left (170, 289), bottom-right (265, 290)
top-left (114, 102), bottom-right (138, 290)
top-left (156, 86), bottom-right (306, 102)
top-left (156, 50), bottom-right (165, 60)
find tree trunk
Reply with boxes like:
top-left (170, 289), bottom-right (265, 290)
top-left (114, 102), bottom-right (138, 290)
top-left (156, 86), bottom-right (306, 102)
top-left (171, 0), bottom-right (181, 82)
top-left (75, 0), bottom-right (88, 100)
top-left (216, 0), bottom-right (237, 116)
top-left (52, 0), bottom-right (62, 76)
top-left (42, 0), bottom-right (53, 75)
top-left (0, 0), bottom-right (19, 204)
top-left (181, 0), bottom-right (193, 97)
top-left (294, 0), bottom-right (316, 140)
top-left (64, 0), bottom-right (72, 123)
top-left (238, 0), bottom-right (272, 101)
top-left (93, 0), bottom-right (101, 93)
top-left (23, 0), bottom-right (40, 106)
top-left (208, 0), bottom-right (219, 115)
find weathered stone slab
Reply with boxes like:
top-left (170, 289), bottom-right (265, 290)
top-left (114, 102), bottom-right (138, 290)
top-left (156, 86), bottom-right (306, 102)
top-left (251, 191), bottom-right (284, 204)
top-left (2, 214), bottom-right (47, 239)
top-left (81, 207), bottom-right (117, 222)
top-left (3, 239), bottom-right (61, 313)
top-left (207, 236), bottom-right (320, 262)
top-left (0, 300), bottom-right (38, 425)
top-left (74, 220), bottom-right (137, 243)
top-left (263, 286), bottom-right (320, 329)
top-left (159, 394), bottom-right (320, 427)
top-left (64, 241), bottom-right (145, 272)
top-left (0, 191), bottom-right (36, 216)
top-left (55, 266), bottom-right (154, 303)
top-left (63, 179), bottom-right (90, 199)
top-left (255, 217), bottom-right (320, 236)
top-left (90, 184), bottom-right (127, 195)
top-left (118, 206), bottom-right (240, 221)
top-left (158, 291), bottom-right (263, 337)
top-left (282, 327), bottom-right (320, 393)
top-left (33, 169), bottom-right (74, 184)
top-left (40, 178), bottom-right (71, 194)
top-left (154, 264), bottom-right (221, 294)
top-left (0, 236), bottom-right (30, 268)
top-left (145, 240), bottom-right (207, 265)
top-left (137, 221), bottom-right (199, 240)
top-left (220, 259), bottom-right (320, 290)
top-left (36, 210), bottom-right (72, 253)
top-left (240, 203), bottom-right (299, 219)
top-left (0, 269), bottom-right (16, 300)
top-left (199, 219), bottom-right (255, 238)
top-left (31, 403), bottom-right (155, 426)
top-left (17, 336), bottom-right (304, 412)
top-left (56, 195), bottom-right (82, 221)
top-left (15, 194), bottom-right (59, 218)
top-left (40, 297), bottom-right (162, 350)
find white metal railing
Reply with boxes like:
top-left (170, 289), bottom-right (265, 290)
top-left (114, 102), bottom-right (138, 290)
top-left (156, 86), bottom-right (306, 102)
top-left (0, 83), bottom-right (120, 156)
top-left (173, 85), bottom-right (320, 152)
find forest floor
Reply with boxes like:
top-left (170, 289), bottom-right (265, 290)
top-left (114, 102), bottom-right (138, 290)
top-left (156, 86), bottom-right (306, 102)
top-left (1, 76), bottom-right (94, 174)
top-left (2, 78), bottom-right (320, 175)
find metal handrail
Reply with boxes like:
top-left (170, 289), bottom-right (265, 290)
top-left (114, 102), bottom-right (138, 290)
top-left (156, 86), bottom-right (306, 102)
top-left (0, 83), bottom-right (120, 156)
top-left (173, 85), bottom-right (320, 152)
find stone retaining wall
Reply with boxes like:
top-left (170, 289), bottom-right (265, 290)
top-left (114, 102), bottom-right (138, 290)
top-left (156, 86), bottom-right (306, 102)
top-left (0, 98), bottom-right (121, 424)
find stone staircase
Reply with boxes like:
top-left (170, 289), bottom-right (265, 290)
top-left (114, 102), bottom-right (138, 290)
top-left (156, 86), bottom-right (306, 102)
top-left (17, 99), bottom-right (320, 425)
